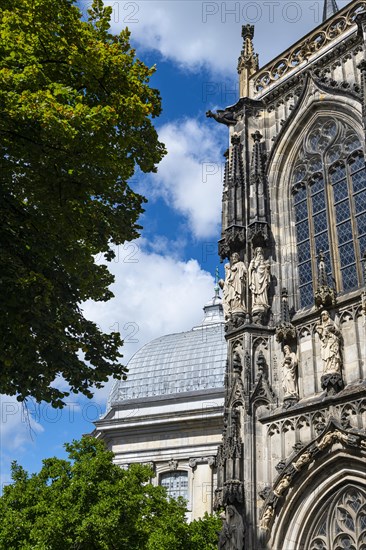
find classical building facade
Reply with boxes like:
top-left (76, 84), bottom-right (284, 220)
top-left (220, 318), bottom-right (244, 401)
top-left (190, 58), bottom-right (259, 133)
top-left (93, 293), bottom-right (227, 522)
top-left (95, 1), bottom-right (366, 547)
top-left (208, 0), bottom-right (366, 548)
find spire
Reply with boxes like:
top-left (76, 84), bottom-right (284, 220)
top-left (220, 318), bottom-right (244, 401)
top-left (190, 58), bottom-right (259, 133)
top-left (314, 250), bottom-right (337, 309)
top-left (214, 266), bottom-right (220, 299)
top-left (322, 0), bottom-right (338, 22)
top-left (275, 288), bottom-right (296, 345)
top-left (227, 134), bottom-right (245, 228)
top-left (248, 131), bottom-right (269, 247)
top-left (237, 24), bottom-right (259, 98)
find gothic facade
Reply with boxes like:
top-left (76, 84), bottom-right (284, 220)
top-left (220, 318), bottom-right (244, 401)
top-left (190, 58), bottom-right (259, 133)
top-left (210, 2), bottom-right (366, 548)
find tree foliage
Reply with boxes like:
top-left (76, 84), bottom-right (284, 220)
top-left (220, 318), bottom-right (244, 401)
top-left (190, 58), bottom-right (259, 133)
top-left (0, 0), bottom-right (166, 406)
top-left (0, 436), bottom-right (221, 549)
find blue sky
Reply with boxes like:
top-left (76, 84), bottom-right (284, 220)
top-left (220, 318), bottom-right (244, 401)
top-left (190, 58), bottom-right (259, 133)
top-left (0, 0), bottom-right (349, 489)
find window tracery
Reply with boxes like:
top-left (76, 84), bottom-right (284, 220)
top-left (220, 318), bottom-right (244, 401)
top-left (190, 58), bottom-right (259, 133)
top-left (308, 485), bottom-right (366, 550)
top-left (292, 117), bottom-right (366, 308)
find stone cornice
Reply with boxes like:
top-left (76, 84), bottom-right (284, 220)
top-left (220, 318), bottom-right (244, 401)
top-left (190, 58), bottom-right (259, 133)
top-left (259, 382), bottom-right (366, 423)
top-left (251, 0), bottom-right (366, 97)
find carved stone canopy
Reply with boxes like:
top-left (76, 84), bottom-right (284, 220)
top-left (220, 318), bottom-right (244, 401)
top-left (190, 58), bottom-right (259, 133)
top-left (218, 225), bottom-right (246, 261)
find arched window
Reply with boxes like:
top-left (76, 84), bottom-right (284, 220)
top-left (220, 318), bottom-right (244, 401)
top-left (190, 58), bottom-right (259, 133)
top-left (160, 471), bottom-right (189, 501)
top-left (307, 485), bottom-right (366, 549)
top-left (292, 117), bottom-right (366, 309)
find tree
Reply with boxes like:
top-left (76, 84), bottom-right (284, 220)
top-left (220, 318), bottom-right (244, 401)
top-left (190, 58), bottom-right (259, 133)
top-left (0, 436), bottom-right (221, 549)
top-left (0, 0), bottom-right (166, 406)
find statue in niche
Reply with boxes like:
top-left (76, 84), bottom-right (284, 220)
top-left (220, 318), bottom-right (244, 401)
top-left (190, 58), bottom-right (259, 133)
top-left (248, 247), bottom-right (270, 312)
top-left (281, 345), bottom-right (299, 400)
top-left (315, 310), bottom-right (342, 375)
top-left (218, 505), bottom-right (245, 549)
top-left (219, 253), bottom-right (247, 319)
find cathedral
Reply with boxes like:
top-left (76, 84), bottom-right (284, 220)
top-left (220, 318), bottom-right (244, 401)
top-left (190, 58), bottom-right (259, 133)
top-left (94, 0), bottom-right (366, 548)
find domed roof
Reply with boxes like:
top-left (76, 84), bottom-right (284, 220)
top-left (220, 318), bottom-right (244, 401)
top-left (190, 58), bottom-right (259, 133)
top-left (108, 292), bottom-right (227, 407)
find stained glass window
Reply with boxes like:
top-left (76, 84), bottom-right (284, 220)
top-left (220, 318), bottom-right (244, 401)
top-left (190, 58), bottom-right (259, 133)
top-left (160, 471), bottom-right (189, 501)
top-left (307, 485), bottom-right (366, 550)
top-left (292, 118), bottom-right (366, 308)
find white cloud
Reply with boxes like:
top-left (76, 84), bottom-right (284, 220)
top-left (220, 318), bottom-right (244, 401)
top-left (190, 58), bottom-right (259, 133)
top-left (140, 117), bottom-right (226, 239)
top-left (99, 0), bottom-right (348, 75)
top-left (83, 242), bottom-right (217, 405)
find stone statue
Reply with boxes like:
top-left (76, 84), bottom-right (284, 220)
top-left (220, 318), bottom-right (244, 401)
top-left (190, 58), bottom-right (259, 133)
top-left (293, 451), bottom-right (312, 471)
top-left (218, 505), bottom-right (245, 550)
top-left (273, 475), bottom-right (291, 497)
top-left (281, 345), bottom-right (299, 400)
top-left (219, 253), bottom-right (247, 319)
top-left (315, 310), bottom-right (342, 375)
top-left (260, 505), bottom-right (274, 530)
top-left (317, 431), bottom-right (336, 450)
top-left (248, 247), bottom-right (270, 312)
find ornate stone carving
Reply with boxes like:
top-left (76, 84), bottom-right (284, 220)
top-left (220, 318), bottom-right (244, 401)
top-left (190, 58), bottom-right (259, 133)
top-left (218, 227), bottom-right (246, 263)
top-left (247, 222), bottom-right (269, 247)
top-left (273, 475), bottom-right (291, 497)
top-left (292, 451), bottom-right (312, 471)
top-left (168, 459), bottom-right (178, 471)
top-left (219, 253), bottom-right (247, 320)
top-left (223, 480), bottom-right (244, 505)
top-left (214, 488), bottom-right (223, 510)
top-left (206, 109), bottom-right (238, 126)
top-left (281, 345), bottom-right (299, 407)
top-left (317, 429), bottom-right (358, 449)
top-left (189, 458), bottom-right (198, 469)
top-left (206, 456), bottom-right (216, 468)
top-left (248, 352), bottom-right (276, 413)
top-left (260, 505), bottom-right (274, 530)
top-left (232, 342), bottom-right (244, 375)
top-left (276, 288), bottom-right (296, 344)
top-left (218, 504), bottom-right (245, 550)
top-left (314, 251), bottom-right (337, 309)
top-left (259, 486), bottom-right (271, 500)
top-left (253, 1), bottom-right (366, 94)
top-left (292, 441), bottom-right (304, 453)
top-left (275, 460), bottom-right (287, 474)
top-left (315, 310), bottom-right (344, 394)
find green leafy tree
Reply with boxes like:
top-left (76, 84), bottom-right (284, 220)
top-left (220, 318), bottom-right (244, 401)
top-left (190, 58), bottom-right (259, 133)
top-left (0, 0), bottom-right (166, 407)
top-left (0, 436), bottom-right (221, 549)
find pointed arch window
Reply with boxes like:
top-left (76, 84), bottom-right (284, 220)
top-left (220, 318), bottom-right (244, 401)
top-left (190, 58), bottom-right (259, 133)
top-left (292, 118), bottom-right (366, 309)
top-left (307, 485), bottom-right (366, 549)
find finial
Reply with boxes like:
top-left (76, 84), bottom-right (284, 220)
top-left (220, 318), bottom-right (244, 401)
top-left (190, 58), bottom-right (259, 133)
top-left (314, 250), bottom-right (337, 309)
top-left (275, 288), bottom-right (296, 344)
top-left (237, 24), bottom-right (259, 98)
top-left (214, 267), bottom-right (220, 298)
top-left (318, 250), bottom-right (328, 287)
top-left (242, 24), bottom-right (254, 40)
top-left (322, 0), bottom-right (339, 22)
top-left (251, 130), bottom-right (263, 143)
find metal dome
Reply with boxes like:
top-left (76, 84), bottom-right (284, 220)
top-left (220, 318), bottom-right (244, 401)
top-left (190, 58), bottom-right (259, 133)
top-left (108, 292), bottom-right (226, 407)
